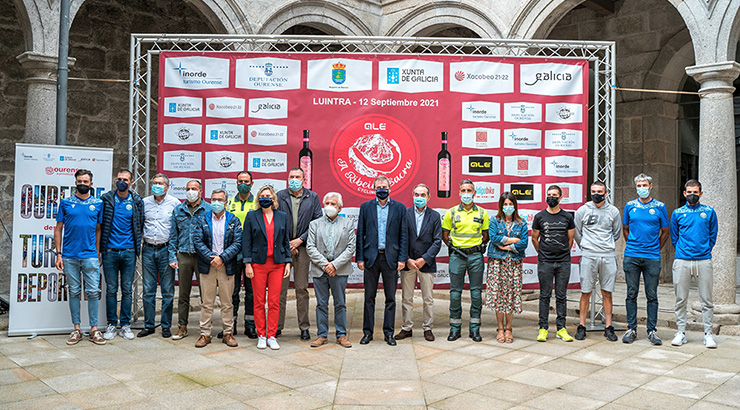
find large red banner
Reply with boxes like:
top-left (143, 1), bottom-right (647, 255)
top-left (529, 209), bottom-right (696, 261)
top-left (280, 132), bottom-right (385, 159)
top-left (158, 52), bottom-right (589, 287)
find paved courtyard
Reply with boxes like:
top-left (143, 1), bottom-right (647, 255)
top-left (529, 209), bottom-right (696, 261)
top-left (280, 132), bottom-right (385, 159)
top-left (2, 289), bottom-right (740, 409)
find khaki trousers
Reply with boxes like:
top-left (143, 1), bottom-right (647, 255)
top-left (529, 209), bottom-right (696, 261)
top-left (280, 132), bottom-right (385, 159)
top-left (199, 265), bottom-right (235, 336)
top-left (278, 246), bottom-right (311, 331)
top-left (401, 268), bottom-right (435, 331)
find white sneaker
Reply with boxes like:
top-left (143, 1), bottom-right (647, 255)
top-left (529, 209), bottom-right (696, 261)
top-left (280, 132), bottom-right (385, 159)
top-left (119, 325), bottom-right (134, 340)
top-left (704, 333), bottom-right (717, 349)
top-left (267, 337), bottom-right (280, 350)
top-left (671, 331), bottom-right (687, 346)
top-left (257, 336), bottom-right (267, 349)
top-left (102, 324), bottom-right (117, 340)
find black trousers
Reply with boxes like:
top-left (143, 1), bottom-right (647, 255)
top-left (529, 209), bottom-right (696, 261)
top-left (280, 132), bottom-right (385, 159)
top-left (231, 260), bottom-right (255, 328)
top-left (363, 255), bottom-right (399, 337)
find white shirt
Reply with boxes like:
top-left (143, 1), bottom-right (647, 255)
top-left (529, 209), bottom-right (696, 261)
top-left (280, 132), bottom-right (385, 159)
top-left (142, 194), bottom-right (180, 245)
top-left (211, 212), bottom-right (226, 255)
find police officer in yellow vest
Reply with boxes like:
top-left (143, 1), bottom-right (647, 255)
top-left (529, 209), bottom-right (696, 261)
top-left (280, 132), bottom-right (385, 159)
top-left (217, 171), bottom-right (257, 340)
top-left (442, 179), bottom-right (490, 342)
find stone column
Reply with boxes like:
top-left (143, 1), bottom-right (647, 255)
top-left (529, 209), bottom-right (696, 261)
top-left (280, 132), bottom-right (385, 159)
top-left (16, 52), bottom-right (75, 145)
top-left (686, 61), bottom-right (740, 330)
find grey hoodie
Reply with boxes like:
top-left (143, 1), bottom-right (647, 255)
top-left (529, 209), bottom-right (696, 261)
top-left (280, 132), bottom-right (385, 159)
top-left (574, 201), bottom-right (621, 257)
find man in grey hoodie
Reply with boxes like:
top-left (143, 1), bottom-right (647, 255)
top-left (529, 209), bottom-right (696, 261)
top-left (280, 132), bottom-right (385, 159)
top-left (573, 181), bottom-right (622, 341)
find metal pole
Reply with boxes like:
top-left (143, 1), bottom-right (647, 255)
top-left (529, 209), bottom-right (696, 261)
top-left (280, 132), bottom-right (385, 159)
top-left (55, 0), bottom-right (71, 145)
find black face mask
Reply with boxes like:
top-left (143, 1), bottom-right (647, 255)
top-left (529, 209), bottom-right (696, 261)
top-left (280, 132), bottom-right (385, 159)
top-left (76, 184), bottom-right (91, 195)
top-left (376, 188), bottom-right (389, 200)
top-left (686, 194), bottom-right (700, 205)
top-left (546, 196), bottom-right (560, 208)
top-left (591, 193), bottom-right (605, 204)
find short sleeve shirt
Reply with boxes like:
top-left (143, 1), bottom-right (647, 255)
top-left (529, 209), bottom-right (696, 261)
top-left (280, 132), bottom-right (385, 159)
top-left (107, 193), bottom-right (134, 249)
top-left (56, 195), bottom-right (103, 259)
top-left (532, 209), bottom-right (575, 263)
top-left (623, 198), bottom-right (669, 259)
top-left (441, 204), bottom-right (490, 248)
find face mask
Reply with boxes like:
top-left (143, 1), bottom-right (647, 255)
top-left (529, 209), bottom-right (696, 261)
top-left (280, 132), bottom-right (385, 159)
top-left (116, 180), bottom-right (129, 192)
top-left (460, 193), bottom-right (474, 204)
top-left (502, 205), bottom-right (515, 216)
top-left (259, 197), bottom-right (273, 208)
top-left (376, 188), bottom-right (389, 200)
top-left (237, 183), bottom-right (251, 195)
top-left (185, 190), bottom-right (200, 203)
top-left (546, 196), bottom-right (560, 208)
top-left (324, 205), bottom-right (338, 218)
top-left (76, 184), bottom-right (91, 195)
top-left (288, 179), bottom-right (303, 192)
top-left (151, 184), bottom-right (165, 196)
top-left (414, 197), bottom-right (427, 208)
top-left (637, 187), bottom-right (650, 199)
top-left (591, 193), bottom-right (605, 204)
top-left (686, 194), bottom-right (700, 205)
top-left (210, 201), bottom-right (225, 213)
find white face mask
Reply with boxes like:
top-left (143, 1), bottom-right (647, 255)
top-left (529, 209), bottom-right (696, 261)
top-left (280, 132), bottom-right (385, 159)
top-left (185, 190), bottom-right (200, 203)
top-left (324, 206), bottom-right (338, 218)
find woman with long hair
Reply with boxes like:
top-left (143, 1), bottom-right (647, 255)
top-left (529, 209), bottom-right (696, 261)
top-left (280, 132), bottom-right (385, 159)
top-left (485, 192), bottom-right (529, 343)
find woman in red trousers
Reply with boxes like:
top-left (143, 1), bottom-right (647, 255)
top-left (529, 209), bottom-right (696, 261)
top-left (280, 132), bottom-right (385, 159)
top-left (242, 185), bottom-right (292, 350)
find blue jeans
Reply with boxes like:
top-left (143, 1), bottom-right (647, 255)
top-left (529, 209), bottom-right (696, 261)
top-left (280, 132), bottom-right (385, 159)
top-left (102, 249), bottom-right (137, 326)
top-left (449, 252), bottom-right (485, 332)
top-left (314, 273), bottom-right (348, 338)
top-left (64, 258), bottom-right (101, 327)
top-left (142, 244), bottom-right (175, 330)
top-left (538, 261), bottom-right (570, 330)
top-left (623, 256), bottom-right (661, 332)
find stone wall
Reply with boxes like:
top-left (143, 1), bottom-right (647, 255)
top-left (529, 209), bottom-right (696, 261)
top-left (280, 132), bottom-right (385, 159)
top-left (549, 0), bottom-right (688, 280)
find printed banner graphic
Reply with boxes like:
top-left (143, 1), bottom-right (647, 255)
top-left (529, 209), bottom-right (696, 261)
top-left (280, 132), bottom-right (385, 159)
top-left (10, 144), bottom-right (113, 336)
top-left (158, 52), bottom-right (589, 288)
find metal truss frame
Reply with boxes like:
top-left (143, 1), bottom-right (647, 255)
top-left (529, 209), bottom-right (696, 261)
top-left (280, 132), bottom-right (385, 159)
top-left (128, 34), bottom-right (615, 324)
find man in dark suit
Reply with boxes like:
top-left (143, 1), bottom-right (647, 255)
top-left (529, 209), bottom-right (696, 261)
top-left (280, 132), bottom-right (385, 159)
top-left (356, 176), bottom-right (409, 346)
top-left (396, 184), bottom-right (442, 342)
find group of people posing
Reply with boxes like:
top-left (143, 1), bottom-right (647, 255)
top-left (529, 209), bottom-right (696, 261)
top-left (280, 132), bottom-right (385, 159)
top-left (54, 168), bottom-right (718, 350)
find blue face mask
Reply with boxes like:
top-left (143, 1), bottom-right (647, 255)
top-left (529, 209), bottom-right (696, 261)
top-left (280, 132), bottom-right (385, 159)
top-left (116, 180), bottom-right (129, 192)
top-left (414, 197), bottom-right (427, 208)
top-left (288, 179), bottom-right (303, 192)
top-left (376, 188), bottom-right (390, 200)
top-left (502, 205), bottom-right (515, 216)
top-left (211, 201), bottom-right (225, 213)
top-left (460, 193), bottom-right (474, 205)
top-left (637, 187), bottom-right (650, 199)
top-left (259, 197), bottom-right (273, 208)
top-left (151, 184), bottom-right (165, 196)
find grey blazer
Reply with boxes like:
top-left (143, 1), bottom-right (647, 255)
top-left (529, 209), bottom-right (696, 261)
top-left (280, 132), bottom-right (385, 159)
top-left (306, 215), bottom-right (356, 277)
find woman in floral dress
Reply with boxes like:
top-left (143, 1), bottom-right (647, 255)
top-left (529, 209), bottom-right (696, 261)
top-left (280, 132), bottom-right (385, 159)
top-left (485, 192), bottom-right (529, 343)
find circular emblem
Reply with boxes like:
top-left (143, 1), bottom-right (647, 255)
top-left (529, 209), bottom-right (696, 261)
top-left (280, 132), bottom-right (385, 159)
top-left (558, 107), bottom-right (573, 120)
top-left (45, 166), bottom-right (54, 175)
top-left (250, 130), bottom-right (258, 138)
top-left (177, 127), bottom-right (192, 141)
top-left (454, 71), bottom-right (465, 81)
top-left (330, 114), bottom-right (419, 197)
top-left (219, 155), bottom-right (234, 169)
top-left (701, 212), bottom-right (707, 219)
top-left (89, 205), bottom-right (96, 211)
top-left (126, 204), bottom-right (132, 211)
top-left (649, 209), bottom-right (656, 215)
top-left (208, 103), bottom-right (215, 110)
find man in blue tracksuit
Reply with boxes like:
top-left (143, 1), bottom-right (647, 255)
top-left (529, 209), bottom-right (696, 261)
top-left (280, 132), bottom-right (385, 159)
top-left (669, 179), bottom-right (718, 349)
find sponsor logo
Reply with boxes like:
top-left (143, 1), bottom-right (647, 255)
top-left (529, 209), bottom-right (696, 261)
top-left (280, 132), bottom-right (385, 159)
top-left (379, 60), bottom-right (443, 93)
top-left (520, 63), bottom-right (584, 96)
top-left (163, 150), bottom-right (201, 172)
top-left (248, 97), bottom-right (288, 120)
top-left (205, 151), bottom-right (243, 173)
top-left (163, 123), bottom-right (202, 145)
top-left (473, 182), bottom-right (501, 204)
top-left (462, 155), bottom-right (500, 176)
top-left (462, 101), bottom-right (500, 122)
top-left (43, 153), bottom-right (54, 162)
top-left (504, 156), bottom-right (542, 176)
top-left (332, 62), bottom-right (347, 84)
top-left (449, 61), bottom-right (514, 94)
top-left (505, 182), bottom-right (542, 203)
top-left (330, 114), bottom-right (419, 197)
top-left (503, 129), bottom-right (541, 150)
top-left (247, 151), bottom-right (288, 174)
top-left (551, 183), bottom-right (583, 204)
top-left (503, 102), bottom-right (542, 123)
top-left (247, 124), bottom-right (287, 146)
top-left (387, 68), bottom-right (399, 84)
top-left (235, 57), bottom-right (301, 91)
top-left (545, 103), bottom-right (583, 123)
top-left (204, 124), bottom-right (244, 146)
top-left (253, 178), bottom-right (287, 192)
top-left (19, 152), bottom-right (36, 161)
top-left (545, 156), bottom-right (583, 177)
top-left (206, 97), bottom-right (245, 119)
top-left (307, 59), bottom-right (372, 92)
top-left (164, 56), bottom-right (229, 90)
top-left (544, 129), bottom-right (582, 150)
top-left (164, 96), bottom-right (202, 118)
top-left (205, 178), bottom-right (238, 199)
top-left (44, 166), bottom-right (78, 176)
top-left (461, 128), bottom-right (500, 149)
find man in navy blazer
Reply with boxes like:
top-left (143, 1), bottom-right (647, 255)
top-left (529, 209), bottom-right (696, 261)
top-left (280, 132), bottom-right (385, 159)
top-left (356, 176), bottom-right (409, 346)
top-left (396, 184), bottom-right (442, 342)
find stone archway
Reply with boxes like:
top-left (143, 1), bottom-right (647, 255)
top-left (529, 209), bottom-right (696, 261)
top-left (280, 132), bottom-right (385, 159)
top-left (386, 1), bottom-right (502, 39)
top-left (258, 1), bottom-right (373, 36)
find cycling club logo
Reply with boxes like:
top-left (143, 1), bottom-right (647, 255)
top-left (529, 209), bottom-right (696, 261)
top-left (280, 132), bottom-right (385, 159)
top-left (331, 114), bottom-right (419, 197)
top-left (332, 62), bottom-right (346, 85)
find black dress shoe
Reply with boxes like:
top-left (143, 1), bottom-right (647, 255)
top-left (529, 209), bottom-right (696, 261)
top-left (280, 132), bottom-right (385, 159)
top-left (137, 328), bottom-right (155, 338)
top-left (301, 329), bottom-right (311, 340)
top-left (447, 331), bottom-right (461, 341)
top-left (162, 328), bottom-right (172, 338)
top-left (469, 331), bottom-right (482, 342)
top-left (216, 330), bottom-right (224, 339)
top-left (384, 335), bottom-right (397, 346)
top-left (245, 326), bottom-right (258, 339)
top-left (360, 334), bottom-right (373, 344)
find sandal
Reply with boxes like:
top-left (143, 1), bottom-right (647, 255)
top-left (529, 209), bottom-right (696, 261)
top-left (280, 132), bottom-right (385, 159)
top-left (496, 329), bottom-right (506, 343)
top-left (505, 329), bottom-right (513, 343)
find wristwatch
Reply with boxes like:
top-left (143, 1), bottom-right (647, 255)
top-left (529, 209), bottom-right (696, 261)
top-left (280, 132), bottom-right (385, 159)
top-left (54, 250), bottom-right (62, 256)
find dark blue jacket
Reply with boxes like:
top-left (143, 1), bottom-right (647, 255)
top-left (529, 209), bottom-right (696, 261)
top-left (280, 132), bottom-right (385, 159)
top-left (403, 206), bottom-right (442, 273)
top-left (193, 211), bottom-right (243, 276)
top-left (276, 188), bottom-right (323, 244)
top-left (100, 190), bottom-right (145, 256)
top-left (242, 209), bottom-right (292, 264)
top-left (356, 198), bottom-right (408, 269)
